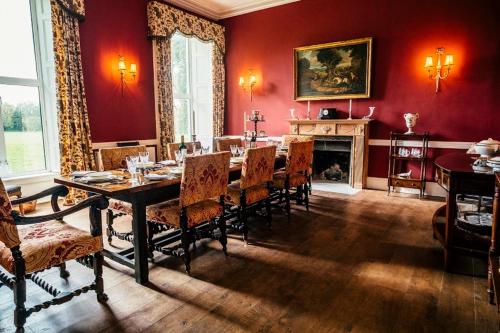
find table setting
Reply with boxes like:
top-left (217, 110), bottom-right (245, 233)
top-left (469, 138), bottom-right (500, 173)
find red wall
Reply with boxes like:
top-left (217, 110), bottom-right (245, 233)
top-left (223, 0), bottom-right (500, 178)
top-left (79, 0), bottom-right (156, 143)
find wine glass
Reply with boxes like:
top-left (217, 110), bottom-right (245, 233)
top-left (174, 150), bottom-right (183, 166)
top-left (202, 146), bottom-right (210, 154)
top-left (139, 151), bottom-right (149, 164)
top-left (194, 148), bottom-right (202, 156)
top-left (237, 146), bottom-right (245, 157)
top-left (126, 156), bottom-right (138, 183)
top-left (230, 145), bottom-right (238, 157)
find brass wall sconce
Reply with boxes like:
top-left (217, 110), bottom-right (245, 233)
top-left (424, 47), bottom-right (454, 93)
top-left (118, 55), bottom-right (137, 96)
top-left (238, 69), bottom-right (257, 101)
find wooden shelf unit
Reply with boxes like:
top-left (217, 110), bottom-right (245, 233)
top-left (387, 132), bottom-right (429, 198)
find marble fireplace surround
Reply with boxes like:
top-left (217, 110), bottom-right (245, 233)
top-left (288, 119), bottom-right (371, 188)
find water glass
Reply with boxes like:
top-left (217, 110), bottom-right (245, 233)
top-left (237, 146), bottom-right (245, 157)
top-left (230, 145), bottom-right (238, 157)
top-left (194, 148), bottom-right (202, 156)
top-left (126, 156), bottom-right (138, 182)
top-left (174, 150), bottom-right (183, 165)
top-left (202, 146), bottom-right (210, 155)
top-left (139, 151), bottom-right (149, 164)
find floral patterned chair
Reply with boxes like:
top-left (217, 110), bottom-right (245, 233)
top-left (166, 141), bottom-right (202, 160)
top-left (282, 135), bottom-right (314, 195)
top-left (215, 137), bottom-right (243, 152)
top-left (273, 140), bottom-right (314, 219)
top-left (147, 152), bottom-right (231, 274)
top-left (224, 146), bottom-right (276, 242)
top-left (97, 145), bottom-right (147, 245)
top-left (0, 179), bottom-right (109, 332)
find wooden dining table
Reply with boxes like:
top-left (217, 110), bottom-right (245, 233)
top-left (54, 155), bottom-right (287, 284)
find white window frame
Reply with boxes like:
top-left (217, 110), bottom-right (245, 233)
top-left (0, 0), bottom-right (59, 179)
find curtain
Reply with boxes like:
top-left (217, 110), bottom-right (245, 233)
top-left (51, 0), bottom-right (94, 204)
top-left (147, 1), bottom-right (226, 155)
top-left (153, 39), bottom-right (175, 159)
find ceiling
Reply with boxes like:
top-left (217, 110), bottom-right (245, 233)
top-left (166, 0), bottom-right (300, 20)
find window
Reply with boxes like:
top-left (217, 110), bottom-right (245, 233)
top-left (171, 32), bottom-right (213, 147)
top-left (0, 0), bottom-right (58, 178)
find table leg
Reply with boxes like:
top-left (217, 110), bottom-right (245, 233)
top-left (131, 199), bottom-right (149, 284)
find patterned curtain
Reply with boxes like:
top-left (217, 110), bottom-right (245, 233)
top-left (153, 39), bottom-right (175, 159)
top-left (147, 1), bottom-right (226, 154)
top-left (51, 0), bottom-right (94, 204)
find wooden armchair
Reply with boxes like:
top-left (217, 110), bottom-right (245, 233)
top-left (224, 146), bottom-right (276, 242)
top-left (282, 135), bottom-right (314, 195)
top-left (273, 140), bottom-right (314, 219)
top-left (147, 152), bottom-right (231, 274)
top-left (215, 137), bottom-right (243, 152)
top-left (0, 179), bottom-right (109, 332)
top-left (166, 141), bottom-right (202, 160)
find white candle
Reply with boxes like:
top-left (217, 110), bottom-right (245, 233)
top-left (349, 99), bottom-right (352, 112)
top-left (243, 112), bottom-right (247, 132)
top-left (307, 101), bottom-right (311, 119)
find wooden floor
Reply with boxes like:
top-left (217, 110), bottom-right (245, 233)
top-left (1, 189), bottom-right (497, 332)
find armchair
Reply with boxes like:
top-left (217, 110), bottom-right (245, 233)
top-left (0, 180), bottom-right (109, 332)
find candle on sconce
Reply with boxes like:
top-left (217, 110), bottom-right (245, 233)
top-left (243, 112), bottom-right (247, 132)
top-left (348, 99), bottom-right (353, 120)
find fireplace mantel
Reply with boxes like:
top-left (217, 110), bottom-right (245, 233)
top-left (288, 119), bottom-right (371, 188)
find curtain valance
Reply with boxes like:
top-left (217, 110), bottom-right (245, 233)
top-left (56, 0), bottom-right (85, 19)
top-left (147, 1), bottom-right (225, 54)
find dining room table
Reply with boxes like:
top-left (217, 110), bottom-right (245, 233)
top-left (54, 153), bottom-right (287, 284)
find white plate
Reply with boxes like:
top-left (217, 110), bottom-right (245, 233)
top-left (145, 174), bottom-right (174, 181)
top-left (231, 157), bottom-right (244, 164)
top-left (72, 171), bottom-right (96, 177)
top-left (158, 160), bottom-right (177, 166)
top-left (169, 167), bottom-right (183, 174)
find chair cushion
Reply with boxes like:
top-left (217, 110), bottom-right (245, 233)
top-left (5, 185), bottom-right (21, 196)
top-left (147, 199), bottom-right (223, 228)
top-left (108, 199), bottom-right (133, 215)
top-left (0, 220), bottom-right (103, 274)
top-left (273, 171), bottom-right (307, 189)
top-left (225, 182), bottom-right (269, 206)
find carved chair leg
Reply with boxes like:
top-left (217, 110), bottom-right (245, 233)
top-left (285, 187), bottom-right (291, 222)
top-left (304, 183), bottom-right (310, 211)
top-left (181, 227), bottom-right (191, 275)
top-left (241, 205), bottom-right (248, 243)
top-left (106, 209), bottom-right (114, 245)
top-left (13, 275), bottom-right (27, 332)
top-left (147, 222), bottom-right (155, 262)
top-left (218, 215), bottom-right (228, 255)
top-left (265, 198), bottom-right (272, 228)
top-left (94, 252), bottom-right (108, 303)
top-left (308, 175), bottom-right (312, 195)
top-left (59, 262), bottom-right (70, 279)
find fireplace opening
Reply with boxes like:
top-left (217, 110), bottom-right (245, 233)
top-left (312, 136), bottom-right (352, 184)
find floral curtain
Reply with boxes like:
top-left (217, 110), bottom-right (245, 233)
top-left (51, 0), bottom-right (94, 204)
top-left (147, 1), bottom-right (226, 156)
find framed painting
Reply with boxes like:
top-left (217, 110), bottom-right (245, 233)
top-left (294, 37), bottom-right (372, 101)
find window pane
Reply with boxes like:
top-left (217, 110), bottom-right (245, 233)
top-left (173, 98), bottom-right (190, 142)
top-left (171, 32), bottom-right (189, 97)
top-left (0, 0), bottom-right (38, 79)
top-left (0, 84), bottom-right (46, 175)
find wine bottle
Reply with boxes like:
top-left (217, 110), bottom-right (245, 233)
top-left (179, 135), bottom-right (187, 150)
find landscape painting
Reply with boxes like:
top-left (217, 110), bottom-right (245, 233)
top-left (294, 37), bottom-right (372, 100)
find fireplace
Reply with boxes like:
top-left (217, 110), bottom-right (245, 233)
top-left (313, 136), bottom-right (352, 184)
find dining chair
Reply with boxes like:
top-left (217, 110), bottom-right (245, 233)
top-left (273, 140), bottom-right (314, 219)
top-left (6, 184), bottom-right (24, 216)
top-left (215, 137), bottom-right (243, 152)
top-left (98, 145), bottom-right (147, 245)
top-left (0, 179), bottom-right (109, 332)
top-left (282, 135), bottom-right (314, 195)
top-left (224, 146), bottom-right (276, 242)
top-left (146, 152), bottom-right (231, 274)
top-left (166, 141), bottom-right (202, 160)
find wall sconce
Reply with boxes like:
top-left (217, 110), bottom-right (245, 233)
top-left (424, 47), bottom-right (454, 93)
top-left (238, 69), bottom-right (257, 101)
top-left (118, 55), bottom-right (137, 96)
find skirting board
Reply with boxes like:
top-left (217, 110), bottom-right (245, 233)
top-left (366, 176), bottom-right (447, 198)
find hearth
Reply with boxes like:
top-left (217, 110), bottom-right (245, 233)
top-left (313, 136), bottom-right (352, 184)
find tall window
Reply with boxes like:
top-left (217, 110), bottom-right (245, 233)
top-left (0, 0), bottom-right (58, 177)
top-left (171, 32), bottom-right (213, 146)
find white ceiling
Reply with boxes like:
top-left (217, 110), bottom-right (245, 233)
top-left (166, 0), bottom-right (300, 20)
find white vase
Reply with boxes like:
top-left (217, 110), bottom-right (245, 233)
top-left (404, 113), bottom-right (419, 134)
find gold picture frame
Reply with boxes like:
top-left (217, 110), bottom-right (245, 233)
top-left (294, 37), bottom-right (372, 101)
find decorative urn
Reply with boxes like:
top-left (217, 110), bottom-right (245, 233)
top-left (404, 113), bottom-right (419, 134)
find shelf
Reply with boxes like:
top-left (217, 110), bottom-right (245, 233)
top-left (391, 154), bottom-right (426, 161)
top-left (389, 175), bottom-right (423, 182)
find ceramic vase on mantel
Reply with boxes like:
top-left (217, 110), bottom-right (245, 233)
top-left (404, 113), bottom-right (419, 134)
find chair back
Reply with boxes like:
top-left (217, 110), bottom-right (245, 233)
top-left (166, 141), bottom-right (201, 160)
top-left (282, 135), bottom-right (314, 147)
top-left (99, 145), bottom-right (147, 171)
top-left (216, 138), bottom-right (243, 152)
top-left (240, 146), bottom-right (276, 189)
top-left (287, 140), bottom-right (314, 175)
top-left (0, 179), bottom-right (20, 248)
top-left (179, 152), bottom-right (231, 207)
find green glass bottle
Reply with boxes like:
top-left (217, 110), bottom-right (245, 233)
top-left (179, 135), bottom-right (187, 150)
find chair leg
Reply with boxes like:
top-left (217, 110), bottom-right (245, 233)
top-left (265, 198), bottom-right (272, 228)
top-left (308, 175), bottom-right (312, 195)
top-left (13, 275), bottom-right (26, 332)
top-left (488, 258), bottom-right (495, 304)
top-left (181, 228), bottom-right (191, 274)
top-left (147, 222), bottom-right (155, 262)
top-left (241, 206), bottom-right (249, 243)
top-left (304, 183), bottom-right (310, 211)
top-left (59, 263), bottom-right (70, 279)
top-left (285, 187), bottom-right (291, 222)
top-left (94, 252), bottom-right (108, 303)
top-left (106, 209), bottom-right (114, 245)
top-left (218, 216), bottom-right (228, 255)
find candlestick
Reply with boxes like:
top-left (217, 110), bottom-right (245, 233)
top-left (243, 112), bottom-right (247, 132)
top-left (348, 99), bottom-right (353, 120)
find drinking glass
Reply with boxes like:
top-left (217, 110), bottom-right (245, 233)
top-left (237, 146), bottom-right (245, 157)
top-left (174, 150), bottom-right (183, 165)
top-left (202, 146), bottom-right (210, 155)
top-left (194, 148), bottom-right (202, 156)
top-left (181, 148), bottom-right (188, 159)
top-left (230, 145), bottom-right (238, 157)
top-left (126, 156), bottom-right (138, 182)
top-left (139, 151), bottom-right (149, 164)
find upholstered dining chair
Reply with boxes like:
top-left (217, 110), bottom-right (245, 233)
top-left (224, 146), bottom-right (277, 242)
top-left (146, 152), bottom-right (231, 274)
top-left (215, 137), bottom-right (243, 152)
top-left (98, 145), bottom-right (147, 245)
top-left (166, 141), bottom-right (202, 160)
top-left (0, 179), bottom-right (109, 332)
top-left (273, 140), bottom-right (314, 219)
top-left (282, 135), bottom-right (314, 195)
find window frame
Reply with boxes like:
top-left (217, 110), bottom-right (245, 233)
top-left (0, 0), bottom-right (59, 179)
